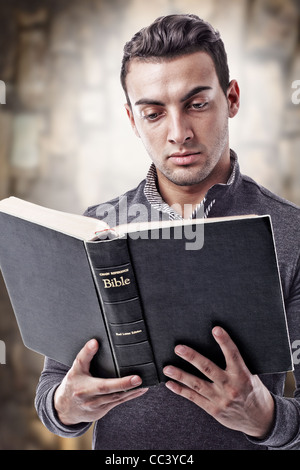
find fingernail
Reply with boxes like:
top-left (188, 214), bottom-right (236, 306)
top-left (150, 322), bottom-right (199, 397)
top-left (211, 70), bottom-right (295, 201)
top-left (88, 339), bottom-right (98, 350)
top-left (175, 345), bottom-right (186, 356)
top-left (165, 381), bottom-right (178, 393)
top-left (213, 326), bottom-right (223, 337)
top-left (163, 366), bottom-right (174, 377)
top-left (131, 375), bottom-right (142, 386)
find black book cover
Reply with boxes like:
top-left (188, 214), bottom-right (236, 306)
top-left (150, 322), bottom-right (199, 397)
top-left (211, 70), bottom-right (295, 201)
top-left (0, 206), bottom-right (293, 386)
top-left (122, 217), bottom-right (292, 381)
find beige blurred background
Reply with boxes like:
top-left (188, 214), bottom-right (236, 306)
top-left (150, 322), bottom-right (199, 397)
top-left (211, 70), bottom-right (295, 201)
top-left (0, 0), bottom-right (299, 450)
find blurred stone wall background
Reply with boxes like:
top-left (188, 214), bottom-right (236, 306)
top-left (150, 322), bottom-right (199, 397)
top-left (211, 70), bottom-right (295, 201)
top-left (0, 0), bottom-right (299, 450)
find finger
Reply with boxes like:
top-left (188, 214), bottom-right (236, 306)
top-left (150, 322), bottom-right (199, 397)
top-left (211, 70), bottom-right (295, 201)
top-left (95, 388), bottom-right (149, 418)
top-left (114, 387), bottom-right (149, 405)
top-left (212, 326), bottom-right (249, 373)
top-left (173, 344), bottom-right (225, 382)
top-left (91, 374), bottom-right (145, 396)
top-left (163, 365), bottom-right (213, 400)
top-left (72, 339), bottom-right (99, 375)
top-left (164, 380), bottom-right (213, 414)
top-left (88, 386), bottom-right (148, 409)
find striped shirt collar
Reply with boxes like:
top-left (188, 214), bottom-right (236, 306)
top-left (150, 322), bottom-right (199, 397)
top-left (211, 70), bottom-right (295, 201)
top-left (144, 149), bottom-right (238, 220)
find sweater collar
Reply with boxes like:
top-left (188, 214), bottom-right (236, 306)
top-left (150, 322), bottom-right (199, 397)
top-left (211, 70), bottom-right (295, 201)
top-left (144, 149), bottom-right (240, 220)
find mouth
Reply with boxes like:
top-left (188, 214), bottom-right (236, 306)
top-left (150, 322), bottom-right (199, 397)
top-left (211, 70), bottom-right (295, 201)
top-left (168, 151), bottom-right (201, 166)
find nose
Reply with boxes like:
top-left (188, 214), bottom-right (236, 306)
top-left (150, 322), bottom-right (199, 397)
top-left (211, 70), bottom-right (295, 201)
top-left (167, 113), bottom-right (194, 145)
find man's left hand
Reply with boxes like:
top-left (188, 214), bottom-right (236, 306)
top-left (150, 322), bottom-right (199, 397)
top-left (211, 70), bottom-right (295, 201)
top-left (163, 326), bottom-right (275, 439)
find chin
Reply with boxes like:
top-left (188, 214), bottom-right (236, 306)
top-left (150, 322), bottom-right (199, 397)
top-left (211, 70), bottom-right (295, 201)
top-left (163, 167), bottom-right (211, 187)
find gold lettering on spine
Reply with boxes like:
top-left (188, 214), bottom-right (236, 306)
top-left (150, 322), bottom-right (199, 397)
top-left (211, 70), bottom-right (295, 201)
top-left (99, 268), bottom-right (129, 276)
top-left (116, 329), bottom-right (142, 336)
top-left (102, 276), bottom-right (131, 288)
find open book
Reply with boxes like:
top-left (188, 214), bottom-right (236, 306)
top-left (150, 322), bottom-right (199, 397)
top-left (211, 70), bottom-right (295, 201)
top-left (0, 197), bottom-right (293, 386)
top-left (0, 196), bottom-right (255, 241)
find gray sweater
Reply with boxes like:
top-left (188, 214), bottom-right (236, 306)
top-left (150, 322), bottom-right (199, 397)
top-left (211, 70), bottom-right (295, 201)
top-left (35, 155), bottom-right (300, 449)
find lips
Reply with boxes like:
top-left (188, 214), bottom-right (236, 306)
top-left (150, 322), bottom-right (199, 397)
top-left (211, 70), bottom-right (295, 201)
top-left (168, 151), bottom-right (201, 166)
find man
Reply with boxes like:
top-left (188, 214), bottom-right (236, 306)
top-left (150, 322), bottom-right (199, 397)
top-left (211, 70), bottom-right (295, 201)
top-left (35, 14), bottom-right (300, 450)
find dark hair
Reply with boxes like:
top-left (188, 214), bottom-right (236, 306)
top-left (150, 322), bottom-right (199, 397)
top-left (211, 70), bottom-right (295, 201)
top-left (121, 14), bottom-right (230, 104)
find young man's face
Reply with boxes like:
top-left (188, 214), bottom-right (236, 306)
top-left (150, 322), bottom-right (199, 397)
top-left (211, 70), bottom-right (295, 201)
top-left (125, 51), bottom-right (239, 189)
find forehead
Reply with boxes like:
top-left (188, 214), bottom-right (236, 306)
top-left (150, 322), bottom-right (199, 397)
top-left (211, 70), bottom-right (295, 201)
top-left (125, 52), bottom-right (219, 102)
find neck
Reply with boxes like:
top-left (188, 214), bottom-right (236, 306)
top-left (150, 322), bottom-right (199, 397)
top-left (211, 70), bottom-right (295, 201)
top-left (157, 152), bottom-right (232, 219)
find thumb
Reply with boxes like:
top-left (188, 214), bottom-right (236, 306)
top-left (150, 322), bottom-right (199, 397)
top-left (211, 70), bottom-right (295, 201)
top-left (73, 339), bottom-right (99, 375)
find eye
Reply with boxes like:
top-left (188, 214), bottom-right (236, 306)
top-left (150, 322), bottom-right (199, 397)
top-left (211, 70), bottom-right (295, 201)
top-left (141, 109), bottom-right (164, 122)
top-left (144, 112), bottom-right (161, 121)
top-left (190, 102), bottom-right (208, 110)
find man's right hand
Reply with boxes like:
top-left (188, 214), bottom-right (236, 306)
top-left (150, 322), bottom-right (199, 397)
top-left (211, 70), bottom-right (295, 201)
top-left (54, 339), bottom-right (148, 425)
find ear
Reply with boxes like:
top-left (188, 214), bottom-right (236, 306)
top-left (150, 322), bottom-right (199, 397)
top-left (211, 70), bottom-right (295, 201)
top-left (125, 103), bottom-right (140, 138)
top-left (227, 80), bottom-right (240, 118)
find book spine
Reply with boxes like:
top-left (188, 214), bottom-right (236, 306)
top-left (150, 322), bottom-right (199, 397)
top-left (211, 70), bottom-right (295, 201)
top-left (85, 238), bottom-right (159, 387)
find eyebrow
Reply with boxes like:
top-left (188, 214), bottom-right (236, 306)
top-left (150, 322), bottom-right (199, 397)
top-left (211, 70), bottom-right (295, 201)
top-left (134, 86), bottom-right (212, 107)
top-left (180, 86), bottom-right (212, 103)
